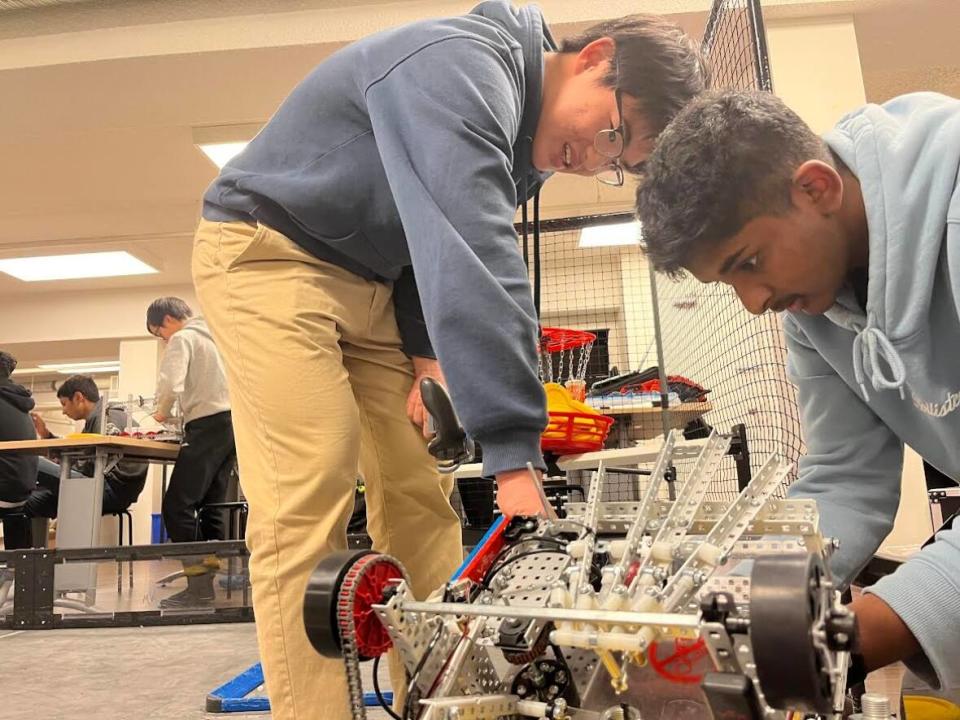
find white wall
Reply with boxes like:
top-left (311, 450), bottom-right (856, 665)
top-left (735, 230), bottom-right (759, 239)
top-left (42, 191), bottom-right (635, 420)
top-left (0, 283), bottom-right (198, 346)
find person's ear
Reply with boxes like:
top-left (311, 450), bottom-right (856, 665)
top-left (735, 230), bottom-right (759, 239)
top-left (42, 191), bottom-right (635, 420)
top-left (791, 160), bottom-right (843, 215)
top-left (574, 37), bottom-right (615, 76)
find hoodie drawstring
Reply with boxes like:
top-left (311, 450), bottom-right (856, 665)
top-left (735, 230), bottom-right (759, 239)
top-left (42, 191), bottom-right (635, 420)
top-left (852, 313), bottom-right (907, 401)
top-left (519, 135), bottom-right (541, 318)
top-left (532, 189), bottom-right (541, 317)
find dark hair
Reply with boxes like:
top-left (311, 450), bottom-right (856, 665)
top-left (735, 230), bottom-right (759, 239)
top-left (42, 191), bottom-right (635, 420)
top-left (0, 351), bottom-right (16, 379)
top-left (561, 14), bottom-right (711, 162)
top-left (635, 90), bottom-right (830, 278)
top-left (57, 375), bottom-right (100, 402)
top-left (146, 296), bottom-right (193, 331)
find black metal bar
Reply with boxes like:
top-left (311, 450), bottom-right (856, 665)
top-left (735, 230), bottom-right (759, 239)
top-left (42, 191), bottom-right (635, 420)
top-left (532, 191), bottom-right (542, 317)
top-left (32, 549), bottom-right (56, 629)
top-left (747, 0), bottom-right (774, 91)
top-left (730, 423), bottom-right (752, 491)
top-left (0, 539), bottom-right (247, 565)
top-left (12, 550), bottom-right (35, 629)
top-left (54, 606), bottom-right (254, 630)
top-left (513, 211), bottom-right (633, 235)
top-left (664, 466), bottom-right (678, 497)
top-left (648, 264), bottom-right (674, 490)
top-left (0, 541), bottom-right (252, 630)
top-left (605, 467), bottom-right (654, 476)
top-left (701, 0), bottom-right (725, 55)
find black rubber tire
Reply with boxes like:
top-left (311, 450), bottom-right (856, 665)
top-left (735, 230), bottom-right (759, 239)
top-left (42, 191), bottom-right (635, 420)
top-left (750, 553), bottom-right (833, 715)
top-left (303, 550), bottom-right (374, 658)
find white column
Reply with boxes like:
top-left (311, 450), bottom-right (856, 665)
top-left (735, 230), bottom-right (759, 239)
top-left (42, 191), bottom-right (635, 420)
top-left (765, 16), bottom-right (866, 132)
top-left (619, 251), bottom-right (655, 372)
top-left (112, 337), bottom-right (164, 545)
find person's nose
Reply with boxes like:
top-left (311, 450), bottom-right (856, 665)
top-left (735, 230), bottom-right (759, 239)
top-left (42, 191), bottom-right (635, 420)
top-left (733, 278), bottom-right (773, 316)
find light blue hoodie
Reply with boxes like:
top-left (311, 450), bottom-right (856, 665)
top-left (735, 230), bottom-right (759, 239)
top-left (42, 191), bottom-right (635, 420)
top-left (784, 92), bottom-right (960, 689)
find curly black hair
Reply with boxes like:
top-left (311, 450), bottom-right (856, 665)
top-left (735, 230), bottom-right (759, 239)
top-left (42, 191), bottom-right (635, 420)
top-left (635, 90), bottom-right (830, 278)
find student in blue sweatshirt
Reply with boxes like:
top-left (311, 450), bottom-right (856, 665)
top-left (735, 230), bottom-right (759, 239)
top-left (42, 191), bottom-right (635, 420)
top-left (636, 90), bottom-right (960, 690)
top-left (192, 2), bottom-right (708, 716)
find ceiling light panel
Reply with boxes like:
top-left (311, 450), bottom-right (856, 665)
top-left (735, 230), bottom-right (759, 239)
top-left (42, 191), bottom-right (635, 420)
top-left (0, 251), bottom-right (158, 282)
top-left (198, 141), bottom-right (248, 169)
top-left (578, 221), bottom-right (642, 248)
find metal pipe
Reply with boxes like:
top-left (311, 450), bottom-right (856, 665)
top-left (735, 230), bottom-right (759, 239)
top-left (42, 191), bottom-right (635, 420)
top-left (396, 600), bottom-right (701, 629)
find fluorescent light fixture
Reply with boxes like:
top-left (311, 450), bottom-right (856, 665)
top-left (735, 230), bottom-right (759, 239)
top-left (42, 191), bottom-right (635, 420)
top-left (193, 123), bottom-right (261, 169)
top-left (198, 141), bottom-right (248, 169)
top-left (578, 221), bottom-right (642, 248)
top-left (38, 360), bottom-right (121, 375)
top-left (0, 251), bottom-right (158, 282)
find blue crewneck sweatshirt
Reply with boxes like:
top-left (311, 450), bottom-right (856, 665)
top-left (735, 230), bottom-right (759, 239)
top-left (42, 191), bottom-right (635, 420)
top-left (202, 2), bottom-right (554, 477)
top-left (784, 92), bottom-right (960, 689)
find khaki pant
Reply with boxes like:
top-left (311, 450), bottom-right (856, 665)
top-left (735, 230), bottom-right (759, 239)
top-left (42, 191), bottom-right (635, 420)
top-left (192, 220), bottom-right (463, 719)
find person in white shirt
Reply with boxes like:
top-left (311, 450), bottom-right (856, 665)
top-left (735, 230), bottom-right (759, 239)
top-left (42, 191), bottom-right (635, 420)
top-left (147, 296), bottom-right (235, 608)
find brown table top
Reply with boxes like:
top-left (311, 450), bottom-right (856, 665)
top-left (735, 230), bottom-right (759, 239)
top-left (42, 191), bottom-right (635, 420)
top-left (0, 435), bottom-right (179, 461)
top-left (586, 400), bottom-right (713, 417)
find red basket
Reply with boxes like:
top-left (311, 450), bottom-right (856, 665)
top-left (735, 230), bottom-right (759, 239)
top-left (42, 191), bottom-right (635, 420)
top-left (541, 411), bottom-right (614, 454)
top-left (540, 327), bottom-right (597, 353)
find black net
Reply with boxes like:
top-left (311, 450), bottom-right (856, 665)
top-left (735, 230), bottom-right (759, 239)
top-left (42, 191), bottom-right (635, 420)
top-left (702, 0), bottom-right (773, 92)
top-left (651, 0), bottom-right (802, 499)
top-left (394, 0), bottom-right (802, 542)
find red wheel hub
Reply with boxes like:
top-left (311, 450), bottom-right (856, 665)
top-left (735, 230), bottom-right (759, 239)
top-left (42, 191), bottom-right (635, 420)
top-left (337, 554), bottom-right (405, 658)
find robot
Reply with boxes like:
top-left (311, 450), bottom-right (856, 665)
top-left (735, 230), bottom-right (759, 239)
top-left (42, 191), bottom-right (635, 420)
top-left (303, 381), bottom-right (858, 720)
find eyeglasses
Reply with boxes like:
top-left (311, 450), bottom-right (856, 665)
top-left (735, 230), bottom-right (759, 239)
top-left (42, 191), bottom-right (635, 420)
top-left (594, 54), bottom-right (626, 187)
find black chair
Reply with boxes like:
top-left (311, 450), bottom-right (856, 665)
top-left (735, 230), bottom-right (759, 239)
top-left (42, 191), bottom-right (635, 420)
top-left (201, 501), bottom-right (248, 540)
top-left (0, 505), bottom-right (35, 550)
top-left (110, 510), bottom-right (134, 593)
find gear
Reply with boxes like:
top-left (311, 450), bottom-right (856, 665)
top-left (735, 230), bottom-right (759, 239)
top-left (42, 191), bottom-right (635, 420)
top-left (511, 658), bottom-right (578, 706)
top-left (303, 551), bottom-right (409, 720)
top-left (502, 626), bottom-right (551, 665)
top-left (336, 552), bottom-right (408, 659)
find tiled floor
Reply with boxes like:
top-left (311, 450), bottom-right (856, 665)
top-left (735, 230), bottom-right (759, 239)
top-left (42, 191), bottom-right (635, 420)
top-left (2, 562), bottom-right (953, 719)
top-left (0, 622), bottom-right (392, 720)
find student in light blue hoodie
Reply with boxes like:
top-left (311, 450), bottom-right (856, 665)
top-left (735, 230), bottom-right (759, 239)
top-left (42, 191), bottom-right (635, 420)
top-left (636, 90), bottom-right (960, 690)
top-left (192, 3), bottom-right (708, 717)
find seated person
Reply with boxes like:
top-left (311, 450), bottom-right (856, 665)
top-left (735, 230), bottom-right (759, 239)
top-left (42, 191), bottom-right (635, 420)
top-left (0, 350), bottom-right (39, 549)
top-left (29, 374), bottom-right (147, 519)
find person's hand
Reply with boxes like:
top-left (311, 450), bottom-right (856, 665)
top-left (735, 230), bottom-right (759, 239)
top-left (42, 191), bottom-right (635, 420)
top-left (31, 412), bottom-right (50, 439)
top-left (407, 356), bottom-right (445, 439)
top-left (495, 468), bottom-right (548, 517)
top-left (849, 593), bottom-right (921, 672)
top-left (152, 411), bottom-right (168, 423)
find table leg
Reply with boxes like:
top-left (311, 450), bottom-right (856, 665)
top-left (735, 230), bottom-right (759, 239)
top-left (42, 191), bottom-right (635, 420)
top-left (53, 449), bottom-right (108, 607)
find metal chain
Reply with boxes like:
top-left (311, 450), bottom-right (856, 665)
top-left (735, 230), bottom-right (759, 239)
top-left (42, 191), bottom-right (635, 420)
top-left (577, 341), bottom-right (594, 381)
top-left (336, 553), bottom-right (407, 719)
top-left (338, 566), bottom-right (369, 719)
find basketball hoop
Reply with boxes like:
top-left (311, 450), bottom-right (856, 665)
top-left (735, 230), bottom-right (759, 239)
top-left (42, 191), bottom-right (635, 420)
top-left (538, 327), bottom-right (613, 454)
top-left (539, 327), bottom-right (596, 402)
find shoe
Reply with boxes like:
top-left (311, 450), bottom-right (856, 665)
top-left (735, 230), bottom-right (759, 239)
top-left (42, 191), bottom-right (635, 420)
top-left (218, 572), bottom-right (251, 591)
top-left (159, 572), bottom-right (215, 609)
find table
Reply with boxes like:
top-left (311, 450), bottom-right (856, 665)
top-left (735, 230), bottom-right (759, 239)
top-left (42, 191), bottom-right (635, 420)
top-left (0, 436), bottom-right (179, 606)
top-left (586, 401), bottom-right (713, 442)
